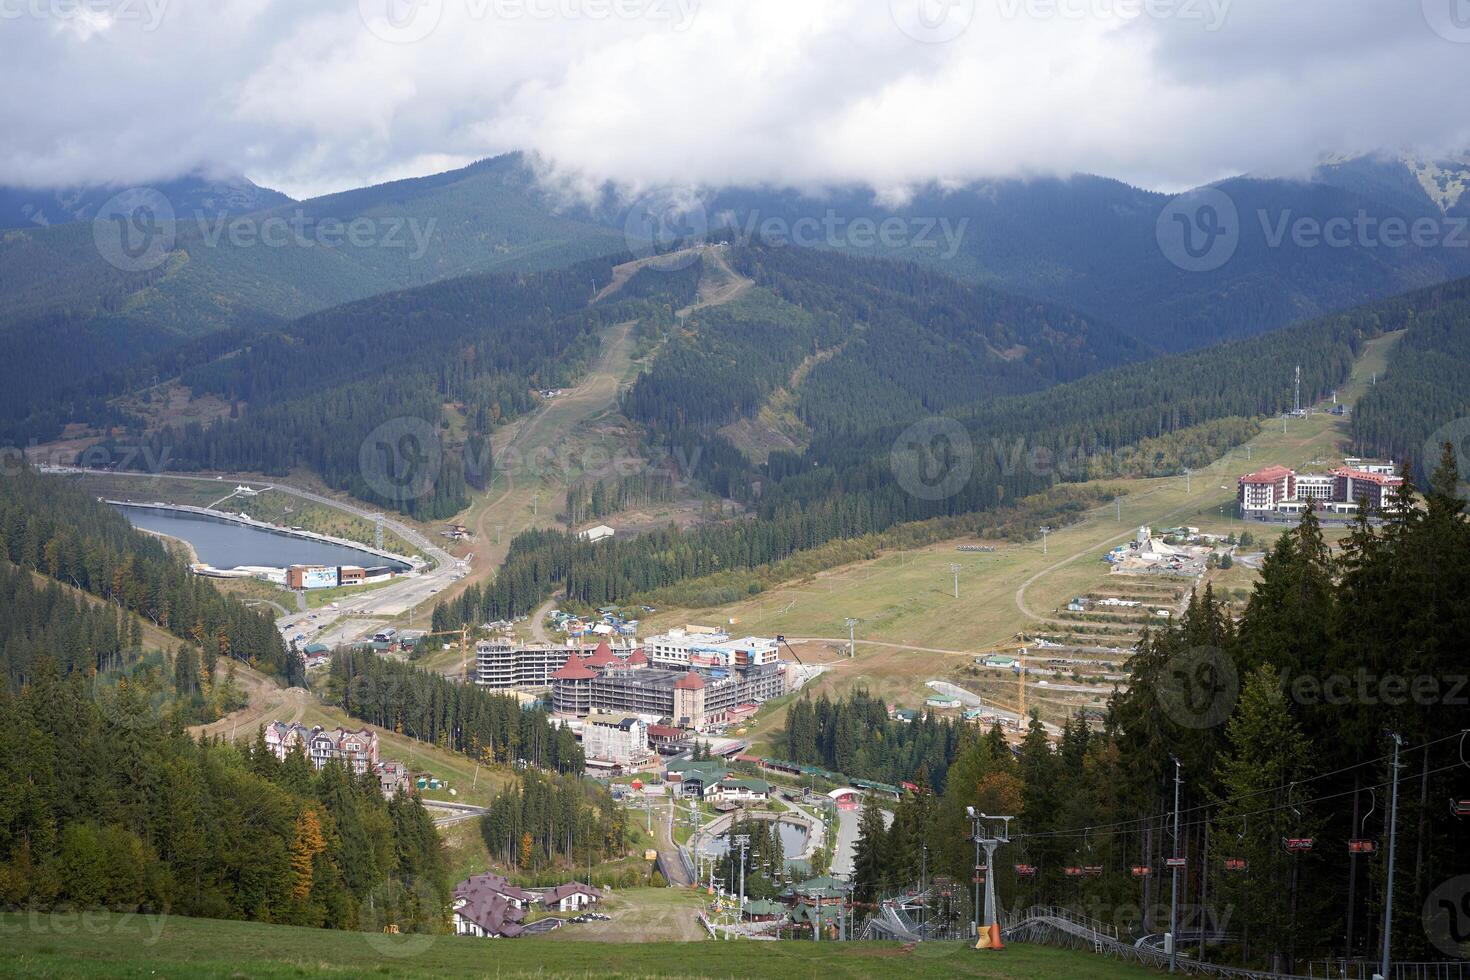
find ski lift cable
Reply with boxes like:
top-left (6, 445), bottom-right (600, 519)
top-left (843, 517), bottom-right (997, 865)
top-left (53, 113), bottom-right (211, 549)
top-left (1009, 731), bottom-right (1463, 841)
top-left (1011, 757), bottom-right (1468, 844)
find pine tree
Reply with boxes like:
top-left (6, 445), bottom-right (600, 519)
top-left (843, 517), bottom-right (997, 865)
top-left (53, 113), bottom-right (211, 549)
top-left (289, 806), bottom-right (326, 903)
top-left (1211, 664), bottom-right (1315, 967)
top-left (852, 794), bottom-right (888, 903)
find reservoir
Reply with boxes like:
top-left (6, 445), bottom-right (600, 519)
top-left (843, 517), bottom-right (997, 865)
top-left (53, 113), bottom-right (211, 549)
top-left (700, 821), bottom-right (809, 859)
top-left (118, 506), bottom-right (408, 572)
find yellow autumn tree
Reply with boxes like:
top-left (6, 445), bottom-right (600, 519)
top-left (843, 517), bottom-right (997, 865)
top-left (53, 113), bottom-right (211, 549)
top-left (290, 807), bottom-right (326, 902)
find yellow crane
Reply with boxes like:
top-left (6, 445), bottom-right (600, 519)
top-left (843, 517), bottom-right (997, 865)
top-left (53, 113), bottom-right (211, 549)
top-left (416, 626), bottom-right (472, 682)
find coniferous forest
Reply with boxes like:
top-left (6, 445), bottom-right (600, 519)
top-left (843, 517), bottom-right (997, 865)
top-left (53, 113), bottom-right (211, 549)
top-left (824, 449), bottom-right (1470, 970)
top-left (326, 648), bottom-right (584, 775)
top-left (0, 468), bottom-right (290, 679)
top-left (0, 662), bottom-right (447, 931)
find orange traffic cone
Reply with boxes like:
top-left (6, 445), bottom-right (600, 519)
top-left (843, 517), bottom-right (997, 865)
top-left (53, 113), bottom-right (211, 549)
top-left (974, 922), bottom-right (1004, 950)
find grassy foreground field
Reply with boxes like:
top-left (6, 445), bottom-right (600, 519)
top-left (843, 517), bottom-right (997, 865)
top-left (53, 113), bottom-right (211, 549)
top-left (0, 910), bottom-right (1158, 979)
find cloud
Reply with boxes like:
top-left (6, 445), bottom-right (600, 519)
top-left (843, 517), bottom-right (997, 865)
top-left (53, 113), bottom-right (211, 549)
top-left (0, 0), bottom-right (1466, 198)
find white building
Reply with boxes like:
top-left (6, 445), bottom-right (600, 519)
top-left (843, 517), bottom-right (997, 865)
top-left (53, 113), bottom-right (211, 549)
top-left (1294, 473), bottom-right (1337, 502)
top-left (474, 639), bottom-right (642, 689)
top-left (579, 525), bottom-right (615, 543)
top-left (541, 882), bottom-right (602, 911)
top-left (581, 713), bottom-right (651, 766)
top-left (1237, 465), bottom-right (1295, 513)
top-left (643, 629), bottom-right (780, 670)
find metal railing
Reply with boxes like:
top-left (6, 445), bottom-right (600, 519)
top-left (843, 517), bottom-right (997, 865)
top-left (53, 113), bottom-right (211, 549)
top-left (1308, 961), bottom-right (1470, 980)
top-left (1008, 909), bottom-right (1470, 980)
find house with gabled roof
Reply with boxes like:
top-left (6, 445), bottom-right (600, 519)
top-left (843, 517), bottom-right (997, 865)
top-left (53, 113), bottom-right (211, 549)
top-left (452, 890), bottom-right (526, 938)
top-left (454, 872), bottom-right (538, 909)
top-left (540, 881), bottom-right (603, 911)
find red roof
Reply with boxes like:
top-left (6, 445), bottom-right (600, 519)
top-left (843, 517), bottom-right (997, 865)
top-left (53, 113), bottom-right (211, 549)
top-left (674, 670), bottom-right (706, 691)
top-left (551, 656), bottom-right (596, 681)
top-left (627, 648), bottom-right (648, 666)
top-left (1240, 465), bottom-right (1293, 485)
top-left (1331, 466), bottom-right (1403, 486)
top-left (586, 640), bottom-right (620, 668)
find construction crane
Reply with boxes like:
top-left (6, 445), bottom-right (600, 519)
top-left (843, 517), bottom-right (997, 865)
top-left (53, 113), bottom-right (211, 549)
top-left (775, 634), bottom-right (803, 665)
top-left (417, 626), bottom-right (472, 682)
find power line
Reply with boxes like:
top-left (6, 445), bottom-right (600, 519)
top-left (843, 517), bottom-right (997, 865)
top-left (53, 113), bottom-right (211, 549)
top-left (1007, 733), bottom-right (1463, 844)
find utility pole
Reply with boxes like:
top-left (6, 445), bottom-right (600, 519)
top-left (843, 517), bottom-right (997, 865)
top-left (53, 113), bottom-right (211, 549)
top-left (495, 524), bottom-right (504, 545)
top-left (1169, 756), bottom-right (1182, 973)
top-left (1040, 526), bottom-right (1051, 556)
top-left (733, 834), bottom-right (751, 915)
top-left (1184, 469), bottom-right (1192, 495)
top-left (921, 842), bottom-right (929, 938)
top-left (950, 563), bottom-right (961, 600)
top-left (844, 618), bottom-right (858, 659)
top-left (1017, 651), bottom-right (1026, 724)
top-left (1380, 732), bottom-right (1404, 979)
top-left (1117, 496), bottom-right (1122, 523)
top-left (968, 809), bottom-right (1013, 950)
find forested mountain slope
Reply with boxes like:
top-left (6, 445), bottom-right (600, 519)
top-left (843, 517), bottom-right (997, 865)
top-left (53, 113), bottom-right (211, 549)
top-left (88, 255), bottom-right (701, 519)
top-left (0, 155), bottom-right (624, 446)
top-left (1350, 275), bottom-right (1470, 474)
top-left (0, 171), bottom-right (292, 231)
top-left (436, 254), bottom-right (1434, 627)
top-left (703, 158), bottom-right (1470, 352)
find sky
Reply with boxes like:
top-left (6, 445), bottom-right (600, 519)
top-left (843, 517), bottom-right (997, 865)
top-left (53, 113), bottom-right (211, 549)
top-left (2, 0), bottom-right (1468, 200)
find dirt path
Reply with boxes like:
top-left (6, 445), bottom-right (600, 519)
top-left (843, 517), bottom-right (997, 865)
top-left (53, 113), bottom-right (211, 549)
top-left (188, 666), bottom-right (308, 740)
top-left (452, 247), bottom-right (753, 609)
top-left (529, 596), bottom-right (559, 643)
top-left (466, 319), bottom-right (638, 581)
top-left (680, 246), bottom-right (751, 315)
top-left (653, 807), bottom-right (693, 888)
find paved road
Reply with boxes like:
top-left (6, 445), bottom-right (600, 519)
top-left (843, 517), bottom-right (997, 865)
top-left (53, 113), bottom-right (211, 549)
top-left (653, 795), bottom-right (694, 887)
top-left (829, 804), bottom-right (891, 879)
top-left (926, 680), bottom-right (1064, 736)
top-left (42, 465), bottom-right (459, 641)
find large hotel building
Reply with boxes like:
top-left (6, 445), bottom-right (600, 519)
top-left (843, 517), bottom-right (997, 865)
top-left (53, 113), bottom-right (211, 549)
top-left (1237, 459), bottom-right (1404, 518)
top-left (472, 632), bottom-right (787, 731)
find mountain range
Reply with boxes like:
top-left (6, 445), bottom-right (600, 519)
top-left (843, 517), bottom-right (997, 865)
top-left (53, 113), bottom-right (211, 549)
top-left (3, 149), bottom-right (1469, 448)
